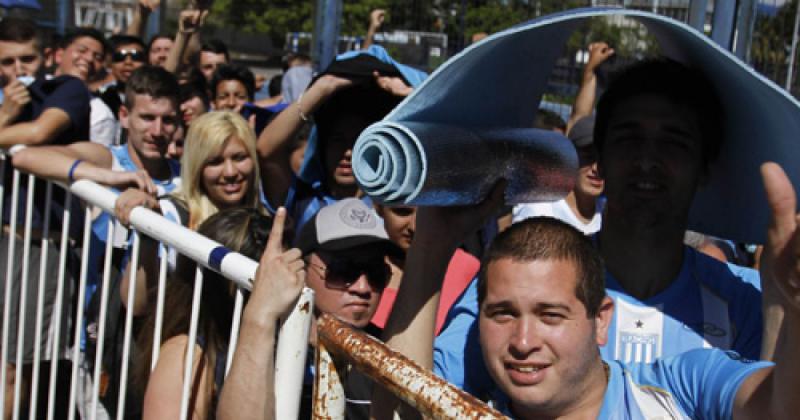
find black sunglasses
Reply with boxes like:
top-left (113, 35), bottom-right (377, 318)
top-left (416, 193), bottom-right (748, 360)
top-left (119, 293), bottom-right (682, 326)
top-left (309, 257), bottom-right (390, 291)
top-left (112, 49), bottom-right (146, 63)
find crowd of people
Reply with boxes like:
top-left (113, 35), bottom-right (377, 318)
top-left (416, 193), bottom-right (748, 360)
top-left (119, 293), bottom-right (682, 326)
top-left (0, 2), bottom-right (799, 420)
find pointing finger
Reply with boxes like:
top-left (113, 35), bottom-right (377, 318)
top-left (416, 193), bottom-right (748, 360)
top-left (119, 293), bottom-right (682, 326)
top-left (266, 207), bottom-right (287, 255)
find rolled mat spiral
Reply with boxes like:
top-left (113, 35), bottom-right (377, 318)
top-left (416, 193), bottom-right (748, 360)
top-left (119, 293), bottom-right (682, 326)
top-left (352, 7), bottom-right (800, 244)
top-left (354, 121), bottom-right (577, 205)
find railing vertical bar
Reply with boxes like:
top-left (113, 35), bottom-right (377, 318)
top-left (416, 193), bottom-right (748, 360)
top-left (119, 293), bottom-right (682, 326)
top-left (13, 173), bottom-right (36, 420)
top-left (178, 267), bottom-right (204, 420)
top-left (47, 190), bottom-right (72, 420)
top-left (115, 231), bottom-right (141, 420)
top-left (150, 250), bottom-right (168, 370)
top-left (0, 165), bottom-right (20, 420)
top-left (67, 207), bottom-right (93, 420)
top-left (29, 180), bottom-right (53, 420)
top-left (224, 288), bottom-right (244, 377)
top-left (90, 217), bottom-right (116, 420)
top-left (312, 343), bottom-right (345, 420)
top-left (275, 288), bottom-right (315, 419)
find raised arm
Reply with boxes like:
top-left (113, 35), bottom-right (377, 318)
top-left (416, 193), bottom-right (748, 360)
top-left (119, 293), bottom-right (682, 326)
top-left (217, 208), bottom-right (305, 420)
top-left (565, 42), bottom-right (614, 134)
top-left (164, 8), bottom-right (208, 74)
top-left (363, 9), bottom-right (385, 50)
top-left (126, 0), bottom-right (156, 37)
top-left (256, 75), bottom-right (352, 207)
top-left (734, 163), bottom-right (800, 420)
top-left (371, 182), bottom-right (505, 420)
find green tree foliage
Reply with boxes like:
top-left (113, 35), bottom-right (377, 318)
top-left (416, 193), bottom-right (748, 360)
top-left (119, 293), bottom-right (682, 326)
top-left (751, 0), bottom-right (797, 85)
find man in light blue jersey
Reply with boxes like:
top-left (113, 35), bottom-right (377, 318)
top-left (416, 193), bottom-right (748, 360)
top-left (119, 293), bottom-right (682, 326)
top-left (382, 59), bottom-right (765, 403)
top-left (388, 161), bottom-right (797, 419)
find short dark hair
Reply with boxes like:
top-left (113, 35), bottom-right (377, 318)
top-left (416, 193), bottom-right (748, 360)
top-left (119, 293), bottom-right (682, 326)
top-left (61, 27), bottom-right (107, 55)
top-left (594, 58), bottom-right (723, 167)
top-left (0, 18), bottom-right (40, 50)
top-left (124, 65), bottom-right (180, 109)
top-left (477, 217), bottom-right (606, 318)
top-left (146, 34), bottom-right (172, 53)
top-left (211, 64), bottom-right (255, 101)
top-left (268, 74), bottom-right (282, 97)
top-left (533, 109), bottom-right (566, 131)
top-left (198, 39), bottom-right (229, 62)
top-left (108, 34), bottom-right (145, 52)
top-left (179, 82), bottom-right (210, 111)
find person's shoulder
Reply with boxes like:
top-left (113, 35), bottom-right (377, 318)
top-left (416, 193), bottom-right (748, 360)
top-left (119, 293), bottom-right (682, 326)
top-left (688, 247), bottom-right (761, 292)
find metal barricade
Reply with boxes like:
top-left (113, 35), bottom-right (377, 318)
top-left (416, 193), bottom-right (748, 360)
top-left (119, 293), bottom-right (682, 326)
top-left (0, 149), bottom-right (314, 420)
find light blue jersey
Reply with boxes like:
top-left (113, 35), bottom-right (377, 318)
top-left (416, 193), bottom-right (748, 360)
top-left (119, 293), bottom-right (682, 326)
top-left (492, 349), bottom-right (771, 419)
top-left (604, 247), bottom-right (762, 363)
top-left (434, 246), bottom-right (763, 399)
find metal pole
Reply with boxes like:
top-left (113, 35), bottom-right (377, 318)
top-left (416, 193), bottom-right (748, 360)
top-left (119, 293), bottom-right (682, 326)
top-left (58, 0), bottom-right (70, 34)
top-left (711, 0), bottom-right (737, 50)
top-left (312, 0), bottom-right (342, 72)
top-left (734, 0), bottom-right (759, 61)
top-left (786, 0), bottom-right (800, 90)
top-left (689, 0), bottom-right (708, 33)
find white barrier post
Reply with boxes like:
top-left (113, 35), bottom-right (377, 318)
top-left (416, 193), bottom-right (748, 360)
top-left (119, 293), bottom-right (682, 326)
top-left (275, 288), bottom-right (315, 419)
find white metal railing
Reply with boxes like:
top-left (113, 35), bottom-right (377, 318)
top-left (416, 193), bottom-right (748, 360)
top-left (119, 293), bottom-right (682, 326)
top-left (0, 148), bottom-right (503, 420)
top-left (0, 150), bottom-right (314, 420)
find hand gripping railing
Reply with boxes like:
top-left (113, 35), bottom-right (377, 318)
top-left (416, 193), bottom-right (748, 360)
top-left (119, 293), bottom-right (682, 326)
top-left (314, 314), bottom-right (508, 420)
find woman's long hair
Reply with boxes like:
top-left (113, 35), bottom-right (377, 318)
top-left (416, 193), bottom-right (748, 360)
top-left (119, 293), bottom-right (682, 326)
top-left (173, 111), bottom-right (263, 229)
top-left (133, 208), bottom-right (287, 416)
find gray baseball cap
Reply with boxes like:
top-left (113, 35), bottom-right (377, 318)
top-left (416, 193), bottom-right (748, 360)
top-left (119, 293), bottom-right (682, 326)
top-left (295, 198), bottom-right (397, 254)
top-left (568, 115), bottom-right (595, 148)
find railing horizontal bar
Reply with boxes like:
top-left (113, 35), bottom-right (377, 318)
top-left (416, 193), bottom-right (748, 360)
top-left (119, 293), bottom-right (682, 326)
top-left (69, 180), bottom-right (258, 290)
top-left (317, 314), bottom-right (508, 420)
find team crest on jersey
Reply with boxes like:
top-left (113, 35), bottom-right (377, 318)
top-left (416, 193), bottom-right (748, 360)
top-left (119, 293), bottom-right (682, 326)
top-left (614, 299), bottom-right (664, 363)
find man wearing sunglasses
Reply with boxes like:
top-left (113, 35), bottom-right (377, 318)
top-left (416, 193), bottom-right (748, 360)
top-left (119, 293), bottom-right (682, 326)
top-left (97, 35), bottom-right (147, 124)
top-left (295, 198), bottom-right (397, 332)
top-left (219, 198), bottom-right (396, 420)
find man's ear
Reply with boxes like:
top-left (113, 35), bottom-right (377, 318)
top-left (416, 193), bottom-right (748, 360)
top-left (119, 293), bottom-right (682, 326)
top-left (119, 105), bottom-right (129, 130)
top-left (53, 48), bottom-right (64, 66)
top-left (594, 296), bottom-right (614, 347)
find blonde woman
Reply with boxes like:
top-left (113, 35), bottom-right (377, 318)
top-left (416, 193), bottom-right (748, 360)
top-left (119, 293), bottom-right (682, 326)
top-left (115, 111), bottom-right (266, 316)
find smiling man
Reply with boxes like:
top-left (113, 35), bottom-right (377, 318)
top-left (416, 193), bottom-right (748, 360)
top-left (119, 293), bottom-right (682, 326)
top-left (378, 59), bottom-right (766, 410)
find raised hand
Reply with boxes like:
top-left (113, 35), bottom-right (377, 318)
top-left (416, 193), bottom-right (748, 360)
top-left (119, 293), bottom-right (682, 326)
top-left (0, 80), bottom-right (31, 122)
top-left (249, 208), bottom-right (306, 323)
top-left (415, 179), bottom-right (507, 251)
top-left (370, 9), bottom-right (386, 31)
top-left (761, 162), bottom-right (800, 312)
top-left (586, 42), bottom-right (614, 73)
top-left (373, 71), bottom-right (412, 97)
top-left (178, 8), bottom-right (208, 34)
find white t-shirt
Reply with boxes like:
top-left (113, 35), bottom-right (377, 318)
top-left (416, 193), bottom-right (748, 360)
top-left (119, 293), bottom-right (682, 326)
top-left (512, 197), bottom-right (605, 234)
top-left (90, 97), bottom-right (119, 146)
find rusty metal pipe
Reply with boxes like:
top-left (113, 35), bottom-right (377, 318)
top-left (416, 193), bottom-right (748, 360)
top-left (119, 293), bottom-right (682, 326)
top-left (316, 314), bottom-right (508, 420)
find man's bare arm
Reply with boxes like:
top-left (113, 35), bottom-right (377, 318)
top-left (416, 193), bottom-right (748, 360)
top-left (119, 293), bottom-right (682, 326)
top-left (363, 9), bottom-right (385, 50)
top-left (256, 75), bottom-right (352, 207)
top-left (12, 142), bottom-right (156, 192)
top-left (0, 108), bottom-right (72, 147)
top-left (734, 163), bottom-right (800, 420)
top-left (217, 209), bottom-right (304, 420)
top-left (566, 42), bottom-right (614, 134)
top-left (164, 8), bottom-right (208, 73)
top-left (371, 182), bottom-right (506, 420)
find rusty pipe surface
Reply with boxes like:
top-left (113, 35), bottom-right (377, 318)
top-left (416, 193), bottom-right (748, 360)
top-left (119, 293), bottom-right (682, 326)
top-left (313, 343), bottom-right (346, 420)
top-left (316, 314), bottom-right (508, 420)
